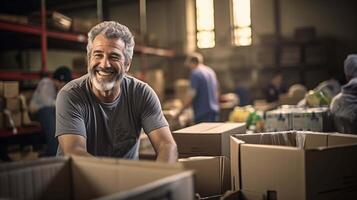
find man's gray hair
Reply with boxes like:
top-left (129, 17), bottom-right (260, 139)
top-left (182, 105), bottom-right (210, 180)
top-left (87, 21), bottom-right (135, 68)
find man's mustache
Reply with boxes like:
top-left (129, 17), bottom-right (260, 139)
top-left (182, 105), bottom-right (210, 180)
top-left (92, 66), bottom-right (117, 74)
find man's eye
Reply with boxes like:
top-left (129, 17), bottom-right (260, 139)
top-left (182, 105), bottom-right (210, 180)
top-left (94, 54), bottom-right (102, 58)
top-left (111, 56), bottom-right (120, 61)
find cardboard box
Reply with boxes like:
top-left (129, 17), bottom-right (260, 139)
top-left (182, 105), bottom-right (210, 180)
top-left (0, 81), bottom-right (3, 97)
top-left (30, 11), bottom-right (72, 31)
top-left (0, 156), bottom-right (195, 200)
top-left (72, 18), bottom-right (98, 33)
top-left (3, 81), bottom-right (19, 98)
top-left (180, 156), bottom-right (231, 198)
top-left (173, 123), bottom-right (246, 157)
top-left (5, 97), bottom-right (21, 111)
top-left (230, 131), bottom-right (357, 200)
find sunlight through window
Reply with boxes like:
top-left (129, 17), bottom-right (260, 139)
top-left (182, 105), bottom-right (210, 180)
top-left (196, 0), bottom-right (215, 48)
top-left (232, 0), bottom-right (252, 46)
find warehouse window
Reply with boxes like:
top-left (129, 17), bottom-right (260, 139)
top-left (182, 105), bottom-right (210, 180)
top-left (231, 0), bottom-right (252, 46)
top-left (196, 0), bottom-right (215, 48)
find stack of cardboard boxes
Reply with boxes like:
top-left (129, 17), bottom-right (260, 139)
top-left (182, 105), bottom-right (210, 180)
top-left (0, 81), bottom-right (22, 129)
top-left (174, 122), bottom-right (246, 198)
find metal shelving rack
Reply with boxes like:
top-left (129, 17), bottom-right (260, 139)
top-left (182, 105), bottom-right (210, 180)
top-left (0, 0), bottom-right (176, 80)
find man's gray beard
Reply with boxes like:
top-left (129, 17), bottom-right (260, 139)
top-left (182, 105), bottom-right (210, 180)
top-left (89, 70), bottom-right (124, 92)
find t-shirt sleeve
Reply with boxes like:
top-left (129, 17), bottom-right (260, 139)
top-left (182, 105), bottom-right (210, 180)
top-left (137, 84), bottom-right (168, 134)
top-left (55, 90), bottom-right (87, 138)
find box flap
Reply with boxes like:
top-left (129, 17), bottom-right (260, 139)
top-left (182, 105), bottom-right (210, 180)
top-left (305, 145), bottom-right (357, 199)
top-left (327, 133), bottom-right (357, 147)
top-left (240, 144), bottom-right (305, 200)
top-left (173, 123), bottom-right (245, 135)
top-left (174, 123), bottom-right (223, 134)
top-left (179, 156), bottom-right (222, 197)
top-left (230, 136), bottom-right (244, 191)
top-left (72, 156), bottom-right (187, 200)
top-left (303, 132), bottom-right (328, 149)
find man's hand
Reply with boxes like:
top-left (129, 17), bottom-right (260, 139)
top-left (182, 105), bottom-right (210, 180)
top-left (148, 126), bottom-right (178, 163)
top-left (58, 134), bottom-right (92, 157)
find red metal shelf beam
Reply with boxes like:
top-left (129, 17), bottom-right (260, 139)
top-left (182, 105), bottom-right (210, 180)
top-left (0, 21), bottom-right (87, 43)
top-left (0, 71), bottom-right (83, 80)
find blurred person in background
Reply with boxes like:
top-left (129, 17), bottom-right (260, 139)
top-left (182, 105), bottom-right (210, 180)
top-left (330, 54), bottom-right (357, 134)
top-left (264, 71), bottom-right (287, 103)
top-left (30, 66), bottom-right (72, 156)
top-left (176, 52), bottom-right (219, 123)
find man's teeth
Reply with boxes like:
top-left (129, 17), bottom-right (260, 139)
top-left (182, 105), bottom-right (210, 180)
top-left (97, 71), bottom-right (112, 76)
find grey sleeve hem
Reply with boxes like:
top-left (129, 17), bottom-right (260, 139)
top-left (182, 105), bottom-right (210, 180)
top-left (145, 124), bottom-right (169, 135)
top-left (55, 132), bottom-right (87, 139)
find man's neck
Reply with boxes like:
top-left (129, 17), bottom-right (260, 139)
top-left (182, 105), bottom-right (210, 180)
top-left (92, 84), bottom-right (121, 103)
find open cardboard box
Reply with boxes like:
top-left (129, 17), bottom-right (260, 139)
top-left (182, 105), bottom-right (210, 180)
top-left (173, 123), bottom-right (246, 157)
top-left (179, 156), bottom-right (231, 198)
top-left (0, 156), bottom-right (195, 200)
top-left (230, 131), bottom-right (357, 200)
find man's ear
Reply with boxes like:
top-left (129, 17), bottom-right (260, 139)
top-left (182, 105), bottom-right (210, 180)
top-left (125, 59), bottom-right (132, 72)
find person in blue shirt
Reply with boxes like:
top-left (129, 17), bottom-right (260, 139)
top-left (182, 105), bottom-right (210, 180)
top-left (177, 52), bottom-right (219, 123)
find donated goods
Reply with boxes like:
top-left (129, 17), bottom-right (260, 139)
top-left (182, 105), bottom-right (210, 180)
top-left (305, 90), bottom-right (331, 107)
top-left (230, 131), bottom-right (357, 200)
top-left (229, 106), bottom-right (252, 123)
top-left (279, 84), bottom-right (307, 105)
top-left (265, 107), bottom-right (331, 132)
top-left (229, 106), bottom-right (264, 133)
top-left (0, 156), bottom-right (195, 200)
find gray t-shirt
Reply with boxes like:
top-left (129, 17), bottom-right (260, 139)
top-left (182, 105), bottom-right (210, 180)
top-left (55, 74), bottom-right (168, 159)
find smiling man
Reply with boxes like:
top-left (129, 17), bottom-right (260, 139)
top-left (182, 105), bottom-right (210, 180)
top-left (55, 21), bottom-right (177, 163)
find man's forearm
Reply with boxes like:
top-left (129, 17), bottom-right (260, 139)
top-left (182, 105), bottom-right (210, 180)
top-left (156, 142), bottom-right (178, 163)
top-left (62, 147), bottom-right (93, 157)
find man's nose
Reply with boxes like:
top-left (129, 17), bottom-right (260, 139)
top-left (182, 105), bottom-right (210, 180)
top-left (99, 56), bottom-right (111, 68)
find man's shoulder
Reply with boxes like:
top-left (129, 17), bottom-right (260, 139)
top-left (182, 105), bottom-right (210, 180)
top-left (123, 75), bottom-right (148, 89)
top-left (62, 74), bottom-right (89, 92)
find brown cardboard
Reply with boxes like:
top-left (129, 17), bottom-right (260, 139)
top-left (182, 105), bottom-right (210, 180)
top-left (6, 97), bottom-right (21, 111)
top-left (0, 81), bottom-right (3, 97)
top-left (230, 131), bottom-right (357, 200)
top-left (0, 156), bottom-right (195, 200)
top-left (3, 81), bottom-right (19, 98)
top-left (179, 156), bottom-right (231, 197)
top-left (327, 133), bottom-right (357, 146)
top-left (173, 123), bottom-right (246, 157)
